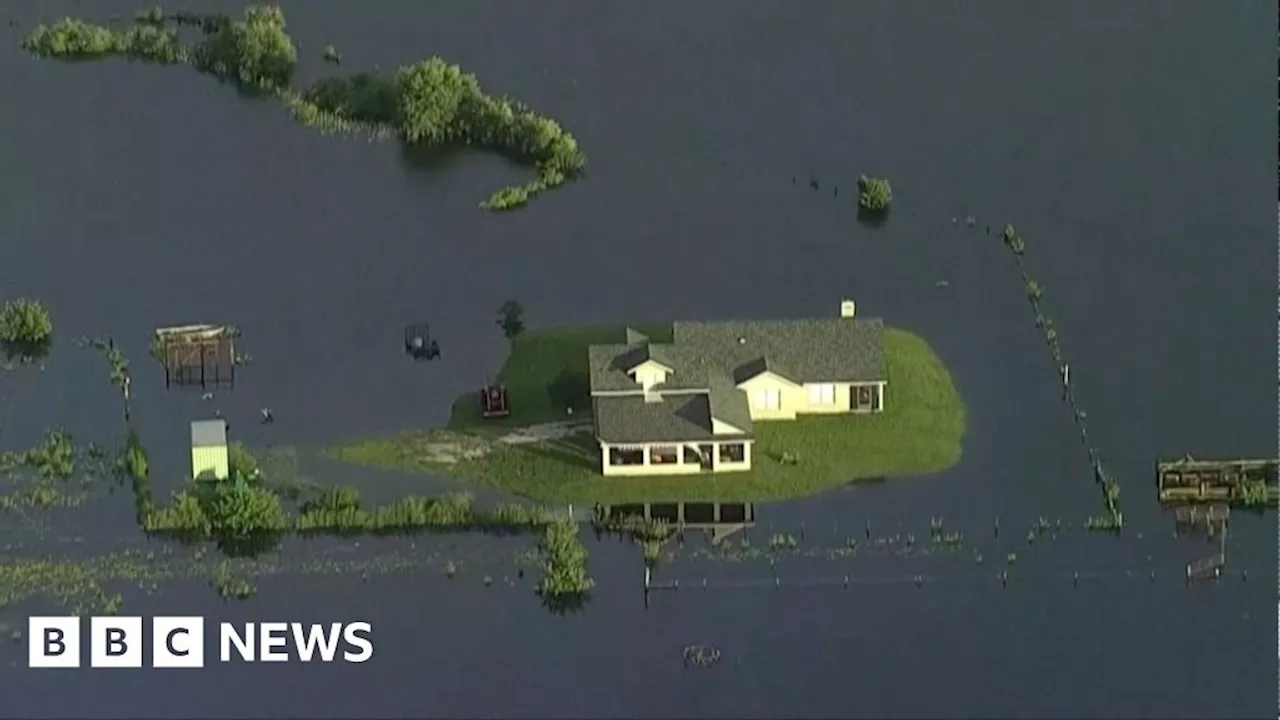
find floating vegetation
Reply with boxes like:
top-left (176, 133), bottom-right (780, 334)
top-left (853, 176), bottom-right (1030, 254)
top-left (1230, 479), bottom-right (1271, 508)
top-left (212, 561), bottom-right (255, 599)
top-left (591, 506), bottom-right (673, 542)
top-left (295, 489), bottom-right (556, 535)
top-left (0, 544), bottom-right (526, 614)
top-left (683, 644), bottom-right (722, 669)
top-left (1, 428), bottom-right (76, 480)
top-left (1086, 515), bottom-right (1123, 532)
top-left (22, 5), bottom-right (587, 210)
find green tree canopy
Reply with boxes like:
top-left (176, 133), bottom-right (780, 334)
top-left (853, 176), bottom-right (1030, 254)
top-left (396, 59), bottom-right (483, 144)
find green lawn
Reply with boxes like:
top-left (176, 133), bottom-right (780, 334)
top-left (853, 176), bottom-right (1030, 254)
top-left (329, 324), bottom-right (966, 504)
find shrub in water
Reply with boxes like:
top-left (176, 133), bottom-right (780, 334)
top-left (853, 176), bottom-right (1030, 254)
top-left (190, 5), bottom-right (297, 89)
top-left (536, 520), bottom-right (593, 597)
top-left (857, 175), bottom-right (893, 211)
top-left (0, 299), bottom-right (53, 348)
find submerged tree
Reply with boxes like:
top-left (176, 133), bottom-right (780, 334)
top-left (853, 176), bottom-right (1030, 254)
top-left (190, 4), bottom-right (297, 89)
top-left (496, 300), bottom-right (526, 340)
top-left (857, 175), bottom-right (893, 211)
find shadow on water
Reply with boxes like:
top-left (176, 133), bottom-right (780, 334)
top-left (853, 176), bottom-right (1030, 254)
top-left (1, 339), bottom-right (51, 364)
top-left (856, 205), bottom-right (891, 228)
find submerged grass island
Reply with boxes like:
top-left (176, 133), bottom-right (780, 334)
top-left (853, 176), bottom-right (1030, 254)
top-left (330, 303), bottom-right (967, 504)
top-left (21, 4), bottom-right (586, 211)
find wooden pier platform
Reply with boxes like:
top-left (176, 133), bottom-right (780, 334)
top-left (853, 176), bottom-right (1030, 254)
top-left (1156, 455), bottom-right (1278, 505)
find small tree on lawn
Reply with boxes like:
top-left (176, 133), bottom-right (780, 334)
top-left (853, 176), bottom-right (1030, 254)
top-left (496, 300), bottom-right (525, 339)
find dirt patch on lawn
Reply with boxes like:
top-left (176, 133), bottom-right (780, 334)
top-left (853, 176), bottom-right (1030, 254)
top-left (416, 422), bottom-right (589, 464)
top-left (497, 421), bottom-right (591, 445)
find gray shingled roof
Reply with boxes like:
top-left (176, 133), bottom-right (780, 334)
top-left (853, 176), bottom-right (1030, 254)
top-left (706, 376), bottom-right (753, 432)
top-left (673, 318), bottom-right (884, 384)
top-left (588, 315), bottom-right (883, 445)
top-left (190, 419), bottom-right (227, 448)
top-left (593, 394), bottom-right (753, 444)
top-left (589, 317), bottom-right (884, 394)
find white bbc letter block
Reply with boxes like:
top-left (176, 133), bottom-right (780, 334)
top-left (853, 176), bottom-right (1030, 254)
top-left (152, 617), bottom-right (205, 668)
top-left (90, 616), bottom-right (143, 668)
top-left (28, 616), bottom-right (80, 668)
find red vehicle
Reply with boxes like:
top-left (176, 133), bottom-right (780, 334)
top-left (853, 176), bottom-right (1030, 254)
top-left (481, 384), bottom-right (510, 419)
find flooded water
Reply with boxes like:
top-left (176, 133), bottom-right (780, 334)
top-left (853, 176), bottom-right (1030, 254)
top-left (0, 0), bottom-right (1275, 717)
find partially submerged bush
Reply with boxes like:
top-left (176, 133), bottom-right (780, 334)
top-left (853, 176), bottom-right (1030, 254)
top-left (857, 175), bottom-right (893, 211)
top-left (536, 519), bottom-right (593, 597)
top-left (22, 19), bottom-right (181, 63)
top-left (0, 298), bottom-right (53, 348)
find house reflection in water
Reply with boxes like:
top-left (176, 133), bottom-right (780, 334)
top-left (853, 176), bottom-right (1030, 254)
top-left (600, 501), bottom-right (756, 544)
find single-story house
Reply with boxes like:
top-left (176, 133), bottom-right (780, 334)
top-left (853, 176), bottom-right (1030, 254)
top-left (190, 418), bottom-right (229, 480)
top-left (587, 300), bottom-right (885, 476)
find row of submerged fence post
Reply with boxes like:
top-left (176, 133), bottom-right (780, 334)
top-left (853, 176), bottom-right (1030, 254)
top-left (997, 224), bottom-right (1123, 531)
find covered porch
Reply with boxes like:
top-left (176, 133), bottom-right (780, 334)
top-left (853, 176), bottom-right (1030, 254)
top-left (600, 439), bottom-right (752, 476)
top-left (849, 381), bottom-right (885, 414)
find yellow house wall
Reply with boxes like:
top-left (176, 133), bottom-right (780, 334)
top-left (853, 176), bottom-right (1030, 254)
top-left (738, 377), bottom-right (887, 420)
top-left (191, 446), bottom-right (229, 480)
top-left (737, 372), bottom-right (803, 420)
top-left (798, 383), bottom-right (853, 415)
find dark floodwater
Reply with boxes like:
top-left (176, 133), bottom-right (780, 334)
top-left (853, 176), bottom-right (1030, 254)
top-left (1, 0), bottom-right (1276, 717)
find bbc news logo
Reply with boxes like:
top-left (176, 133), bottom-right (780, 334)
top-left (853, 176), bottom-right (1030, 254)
top-left (28, 616), bottom-right (373, 668)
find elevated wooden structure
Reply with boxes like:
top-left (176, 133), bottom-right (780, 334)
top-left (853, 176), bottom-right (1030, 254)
top-left (153, 324), bottom-right (237, 389)
top-left (1156, 455), bottom-right (1278, 504)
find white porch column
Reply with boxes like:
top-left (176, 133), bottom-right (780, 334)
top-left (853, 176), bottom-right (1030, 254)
top-left (711, 442), bottom-right (720, 471)
top-left (642, 443), bottom-right (650, 466)
top-left (878, 382), bottom-right (887, 412)
top-left (601, 442), bottom-right (610, 473)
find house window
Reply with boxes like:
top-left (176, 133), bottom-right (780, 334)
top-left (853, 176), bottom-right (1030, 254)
top-left (719, 443), bottom-right (746, 463)
top-left (609, 447), bottom-right (645, 466)
top-left (807, 384), bottom-right (835, 405)
top-left (854, 385), bottom-right (873, 409)
top-left (753, 389), bottom-right (781, 410)
top-left (650, 446), bottom-right (679, 464)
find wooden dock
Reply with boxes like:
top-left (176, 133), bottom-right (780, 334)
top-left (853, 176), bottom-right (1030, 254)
top-left (1156, 455), bottom-right (1278, 505)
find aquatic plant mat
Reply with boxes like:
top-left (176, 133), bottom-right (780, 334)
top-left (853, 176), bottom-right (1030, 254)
top-left (329, 323), bottom-right (967, 504)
